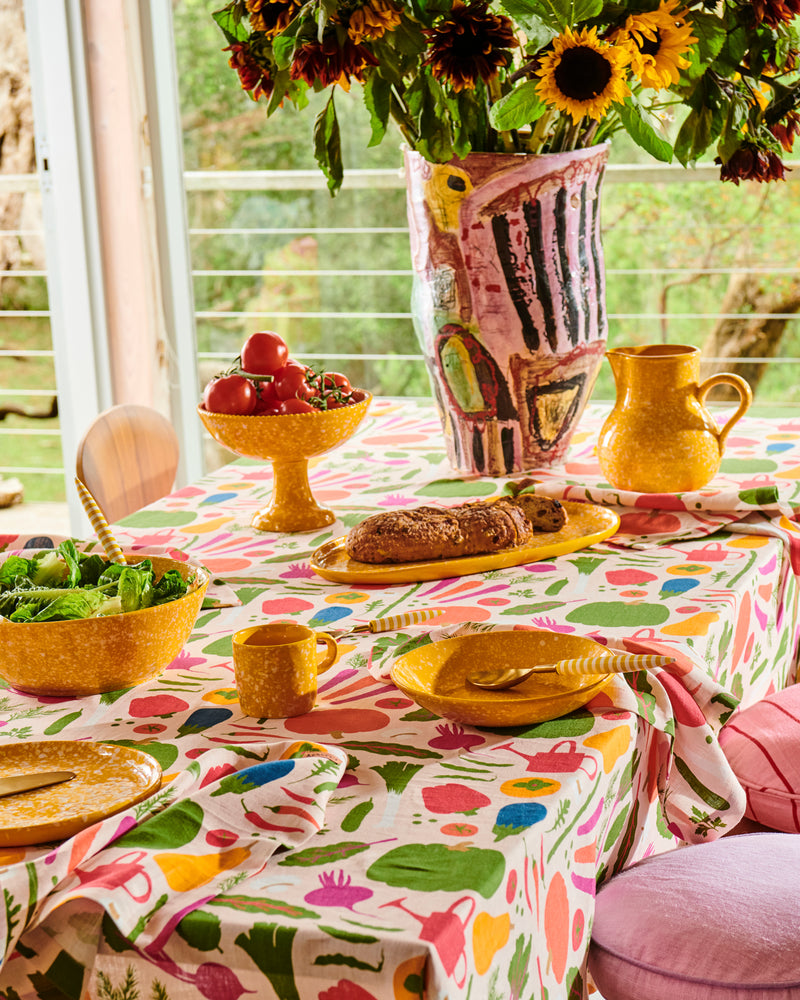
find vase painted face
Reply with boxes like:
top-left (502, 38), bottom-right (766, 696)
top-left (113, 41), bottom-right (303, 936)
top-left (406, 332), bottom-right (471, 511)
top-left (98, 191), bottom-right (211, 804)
top-left (425, 165), bottom-right (473, 232)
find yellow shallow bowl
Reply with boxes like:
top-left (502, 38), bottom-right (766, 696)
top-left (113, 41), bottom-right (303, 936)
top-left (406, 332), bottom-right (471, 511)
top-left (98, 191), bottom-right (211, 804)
top-left (391, 630), bottom-right (614, 727)
top-left (197, 394), bottom-right (372, 461)
top-left (0, 553), bottom-right (209, 697)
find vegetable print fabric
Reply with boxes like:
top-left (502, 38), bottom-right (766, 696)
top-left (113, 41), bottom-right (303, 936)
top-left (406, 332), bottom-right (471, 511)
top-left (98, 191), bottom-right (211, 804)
top-left (0, 400), bottom-right (798, 1000)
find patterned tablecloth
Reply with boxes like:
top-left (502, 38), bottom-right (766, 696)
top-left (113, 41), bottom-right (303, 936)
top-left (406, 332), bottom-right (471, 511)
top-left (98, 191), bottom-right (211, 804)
top-left (1, 399), bottom-right (799, 1000)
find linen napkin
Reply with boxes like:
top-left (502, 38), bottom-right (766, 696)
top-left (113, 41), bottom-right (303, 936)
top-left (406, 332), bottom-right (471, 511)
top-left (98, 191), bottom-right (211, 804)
top-left (379, 621), bottom-right (746, 844)
top-left (0, 739), bottom-right (346, 969)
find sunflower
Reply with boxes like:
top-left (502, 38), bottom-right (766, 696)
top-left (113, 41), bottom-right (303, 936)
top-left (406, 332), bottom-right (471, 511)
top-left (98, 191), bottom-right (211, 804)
top-left (536, 27), bottom-right (631, 125)
top-left (718, 144), bottom-right (787, 184)
top-left (770, 111), bottom-right (800, 152)
top-left (224, 42), bottom-right (274, 102)
top-left (422, 1), bottom-right (517, 93)
top-left (343, 0), bottom-right (403, 44)
top-left (751, 0), bottom-right (800, 27)
top-left (290, 33), bottom-right (379, 91)
top-left (245, 0), bottom-right (304, 38)
top-left (616, 0), bottom-right (697, 90)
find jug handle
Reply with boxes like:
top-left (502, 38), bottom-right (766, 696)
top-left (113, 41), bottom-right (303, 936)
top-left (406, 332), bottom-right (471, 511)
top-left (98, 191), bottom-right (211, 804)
top-left (696, 373), bottom-right (753, 451)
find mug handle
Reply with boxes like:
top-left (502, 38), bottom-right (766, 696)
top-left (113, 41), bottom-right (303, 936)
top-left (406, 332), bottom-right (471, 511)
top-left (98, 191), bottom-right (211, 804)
top-left (315, 633), bottom-right (338, 674)
top-left (696, 373), bottom-right (752, 451)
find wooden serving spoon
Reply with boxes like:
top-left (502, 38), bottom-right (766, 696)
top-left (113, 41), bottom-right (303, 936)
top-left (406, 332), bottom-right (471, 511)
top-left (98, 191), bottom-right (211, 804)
top-left (467, 653), bottom-right (673, 690)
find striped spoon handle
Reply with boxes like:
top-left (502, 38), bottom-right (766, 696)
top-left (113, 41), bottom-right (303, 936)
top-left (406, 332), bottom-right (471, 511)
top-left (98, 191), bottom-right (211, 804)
top-left (74, 477), bottom-right (127, 565)
top-left (554, 653), bottom-right (674, 675)
top-left (351, 609), bottom-right (445, 634)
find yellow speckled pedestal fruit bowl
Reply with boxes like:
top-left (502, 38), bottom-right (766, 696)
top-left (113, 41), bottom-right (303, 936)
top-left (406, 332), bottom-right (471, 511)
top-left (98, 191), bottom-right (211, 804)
top-left (197, 393), bottom-right (372, 533)
top-left (0, 553), bottom-right (208, 697)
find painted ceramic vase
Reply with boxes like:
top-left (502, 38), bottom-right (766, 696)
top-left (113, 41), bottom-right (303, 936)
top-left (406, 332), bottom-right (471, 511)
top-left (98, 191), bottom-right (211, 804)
top-left (597, 344), bottom-right (753, 493)
top-left (404, 144), bottom-right (609, 477)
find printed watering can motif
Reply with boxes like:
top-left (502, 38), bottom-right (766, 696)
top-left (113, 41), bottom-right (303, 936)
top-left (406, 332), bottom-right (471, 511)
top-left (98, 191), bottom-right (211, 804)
top-left (597, 344), bottom-right (752, 493)
top-left (494, 739), bottom-right (599, 778)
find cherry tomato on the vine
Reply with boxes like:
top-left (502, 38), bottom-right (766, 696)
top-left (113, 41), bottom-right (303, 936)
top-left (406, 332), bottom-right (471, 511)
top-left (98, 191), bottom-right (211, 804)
top-left (241, 331), bottom-right (289, 376)
top-left (203, 374), bottom-right (257, 415)
top-left (252, 378), bottom-right (280, 414)
top-left (273, 362), bottom-right (314, 401)
top-left (322, 372), bottom-right (352, 392)
top-left (276, 397), bottom-right (315, 414)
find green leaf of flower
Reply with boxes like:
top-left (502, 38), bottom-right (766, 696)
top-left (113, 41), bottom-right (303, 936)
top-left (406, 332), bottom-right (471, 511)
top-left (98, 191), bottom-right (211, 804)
top-left (489, 81), bottom-right (547, 132)
top-left (618, 98), bottom-right (673, 164)
top-left (364, 75), bottom-right (391, 147)
top-left (212, 4), bottom-right (250, 44)
top-left (272, 34), bottom-right (295, 70)
top-left (314, 93), bottom-right (344, 195)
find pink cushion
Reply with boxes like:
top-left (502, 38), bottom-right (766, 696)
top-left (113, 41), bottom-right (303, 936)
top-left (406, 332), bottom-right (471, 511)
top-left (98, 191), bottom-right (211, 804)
top-left (719, 684), bottom-right (800, 832)
top-left (589, 833), bottom-right (800, 999)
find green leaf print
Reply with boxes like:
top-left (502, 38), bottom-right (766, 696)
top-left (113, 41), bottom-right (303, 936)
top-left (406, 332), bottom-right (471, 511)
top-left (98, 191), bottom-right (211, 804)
top-left (367, 844), bottom-right (504, 897)
top-left (235, 923), bottom-right (300, 1000)
top-left (114, 801), bottom-right (204, 849)
top-left (278, 841), bottom-right (375, 867)
top-left (176, 908), bottom-right (222, 952)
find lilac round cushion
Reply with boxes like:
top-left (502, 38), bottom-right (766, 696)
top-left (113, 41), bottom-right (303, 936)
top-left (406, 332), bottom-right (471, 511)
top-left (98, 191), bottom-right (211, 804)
top-left (589, 833), bottom-right (800, 1000)
top-left (719, 684), bottom-right (800, 832)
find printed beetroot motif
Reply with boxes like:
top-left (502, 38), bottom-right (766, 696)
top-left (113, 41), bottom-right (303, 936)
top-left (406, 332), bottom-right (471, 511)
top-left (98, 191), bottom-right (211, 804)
top-left (428, 723), bottom-right (486, 751)
top-left (422, 783), bottom-right (491, 816)
top-left (304, 870), bottom-right (373, 911)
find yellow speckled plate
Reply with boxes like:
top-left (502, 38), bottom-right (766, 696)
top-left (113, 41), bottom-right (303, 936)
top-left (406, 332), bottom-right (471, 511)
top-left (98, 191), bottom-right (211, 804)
top-left (390, 630), bottom-right (615, 727)
top-left (311, 500), bottom-right (619, 584)
top-left (0, 741), bottom-right (162, 846)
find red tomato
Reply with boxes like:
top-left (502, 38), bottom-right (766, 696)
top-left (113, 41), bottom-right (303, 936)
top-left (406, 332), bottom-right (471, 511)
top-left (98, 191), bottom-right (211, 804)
top-left (277, 397), bottom-right (315, 414)
top-left (347, 388), bottom-right (368, 403)
top-left (322, 372), bottom-right (352, 392)
top-left (252, 379), bottom-right (280, 414)
top-left (273, 362), bottom-right (313, 400)
top-left (203, 374), bottom-right (257, 415)
top-left (240, 331), bottom-right (289, 376)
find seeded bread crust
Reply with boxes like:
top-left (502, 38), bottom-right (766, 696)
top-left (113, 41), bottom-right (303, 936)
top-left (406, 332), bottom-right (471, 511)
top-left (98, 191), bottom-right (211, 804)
top-left (344, 495), bottom-right (566, 564)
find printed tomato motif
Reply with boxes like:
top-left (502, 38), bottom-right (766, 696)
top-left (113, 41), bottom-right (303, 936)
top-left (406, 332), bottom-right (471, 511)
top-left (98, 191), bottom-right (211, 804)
top-left (422, 784), bottom-right (491, 816)
top-left (440, 823), bottom-right (479, 837)
top-left (572, 908), bottom-right (585, 950)
top-left (129, 695), bottom-right (189, 718)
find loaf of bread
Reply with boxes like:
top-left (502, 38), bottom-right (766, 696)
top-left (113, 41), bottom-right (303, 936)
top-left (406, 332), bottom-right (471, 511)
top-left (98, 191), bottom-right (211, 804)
top-left (345, 494), bottom-right (566, 564)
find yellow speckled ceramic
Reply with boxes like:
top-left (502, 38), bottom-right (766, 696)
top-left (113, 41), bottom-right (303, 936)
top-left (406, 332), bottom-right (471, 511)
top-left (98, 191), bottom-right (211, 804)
top-left (597, 344), bottom-right (752, 493)
top-left (0, 740), bottom-right (162, 846)
top-left (197, 395), bottom-right (372, 533)
top-left (311, 500), bottom-right (620, 584)
top-left (0, 553), bottom-right (209, 697)
top-left (232, 623), bottom-right (338, 717)
top-left (390, 630), bottom-right (614, 727)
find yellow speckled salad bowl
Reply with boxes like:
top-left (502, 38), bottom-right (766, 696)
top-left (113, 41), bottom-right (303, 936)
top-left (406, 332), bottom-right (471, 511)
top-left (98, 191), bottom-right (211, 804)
top-left (197, 394), bottom-right (372, 533)
top-left (0, 553), bottom-right (208, 697)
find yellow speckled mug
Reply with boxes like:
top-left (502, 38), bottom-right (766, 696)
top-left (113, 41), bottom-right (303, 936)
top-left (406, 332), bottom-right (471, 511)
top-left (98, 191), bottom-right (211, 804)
top-left (232, 623), bottom-right (338, 718)
top-left (597, 344), bottom-right (752, 493)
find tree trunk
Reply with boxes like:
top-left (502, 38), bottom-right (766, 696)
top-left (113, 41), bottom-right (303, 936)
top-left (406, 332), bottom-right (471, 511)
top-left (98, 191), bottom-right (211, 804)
top-left (0, 0), bottom-right (39, 276)
top-left (701, 271), bottom-right (800, 400)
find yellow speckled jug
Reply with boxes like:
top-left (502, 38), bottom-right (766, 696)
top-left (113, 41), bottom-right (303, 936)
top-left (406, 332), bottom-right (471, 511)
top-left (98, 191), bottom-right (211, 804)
top-left (597, 344), bottom-right (752, 493)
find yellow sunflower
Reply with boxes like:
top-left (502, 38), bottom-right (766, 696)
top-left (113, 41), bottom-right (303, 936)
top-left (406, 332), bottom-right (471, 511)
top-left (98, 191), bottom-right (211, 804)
top-left (617, 0), bottom-right (697, 90)
top-left (346, 0), bottom-right (403, 44)
top-left (536, 27), bottom-right (631, 125)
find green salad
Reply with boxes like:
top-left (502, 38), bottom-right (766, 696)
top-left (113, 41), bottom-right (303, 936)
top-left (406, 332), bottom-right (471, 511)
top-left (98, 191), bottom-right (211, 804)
top-left (0, 540), bottom-right (190, 622)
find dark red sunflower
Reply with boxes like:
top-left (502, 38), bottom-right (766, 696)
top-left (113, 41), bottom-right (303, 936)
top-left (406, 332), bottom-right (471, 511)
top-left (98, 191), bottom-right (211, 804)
top-left (290, 33), bottom-right (379, 90)
top-left (718, 144), bottom-right (787, 183)
top-left (224, 42), bottom-right (274, 101)
top-left (246, 0), bottom-right (304, 37)
top-left (770, 110), bottom-right (800, 152)
top-left (422, 0), bottom-right (517, 92)
top-left (749, 0), bottom-right (800, 27)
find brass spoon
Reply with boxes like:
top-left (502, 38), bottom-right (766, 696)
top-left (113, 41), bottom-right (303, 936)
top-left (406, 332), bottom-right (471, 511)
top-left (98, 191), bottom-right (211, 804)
top-left (467, 653), bottom-right (673, 690)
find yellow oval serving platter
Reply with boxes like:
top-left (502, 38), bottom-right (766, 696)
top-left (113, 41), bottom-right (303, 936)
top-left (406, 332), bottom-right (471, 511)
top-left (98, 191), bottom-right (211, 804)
top-left (390, 630), bottom-right (615, 727)
top-left (311, 499), bottom-right (619, 584)
top-left (0, 741), bottom-right (162, 846)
